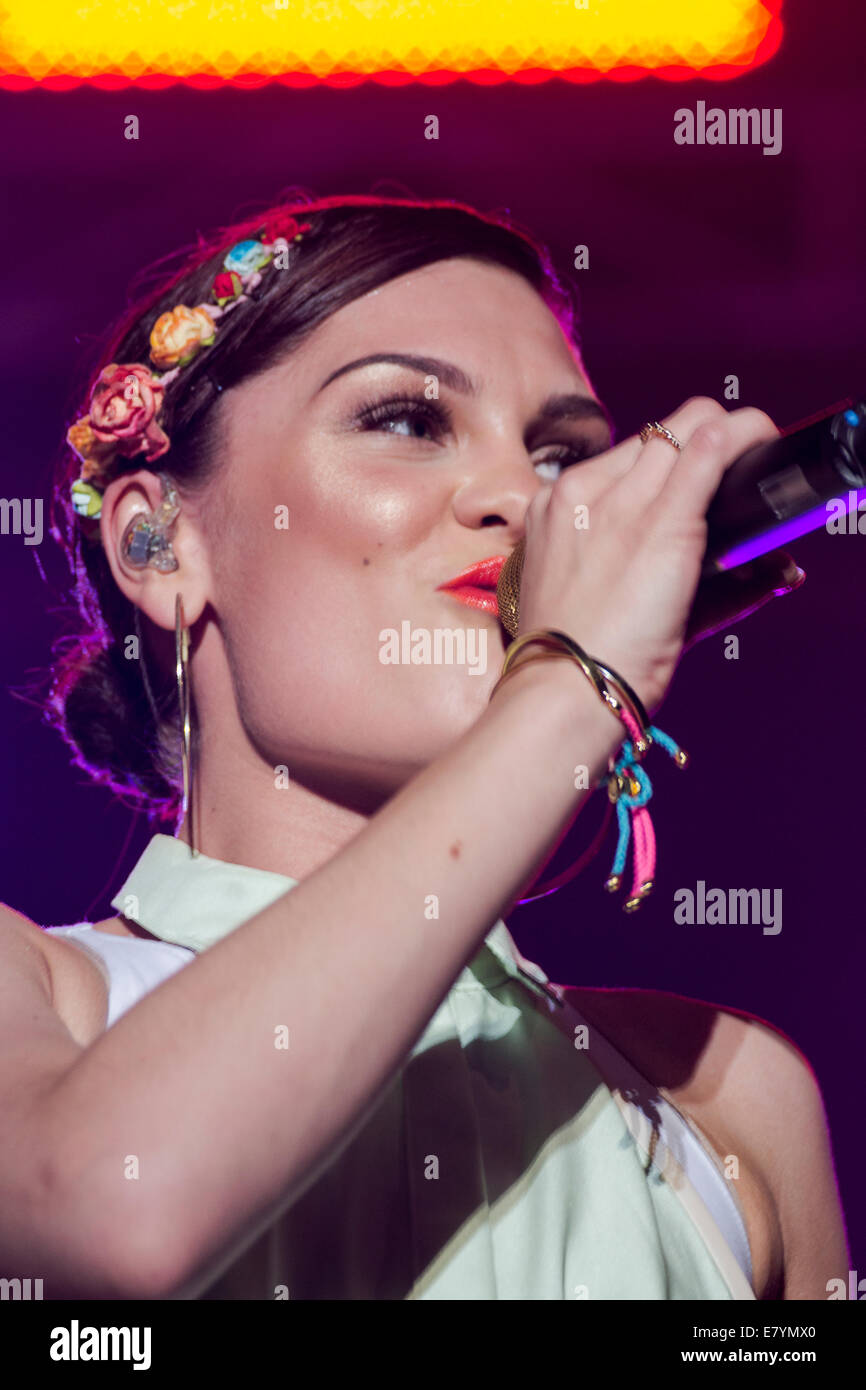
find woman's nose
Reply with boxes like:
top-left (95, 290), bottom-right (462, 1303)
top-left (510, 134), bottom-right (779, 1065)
top-left (450, 450), bottom-right (547, 536)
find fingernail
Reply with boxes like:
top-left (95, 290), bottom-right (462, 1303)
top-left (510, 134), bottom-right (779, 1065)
top-left (783, 563), bottom-right (806, 589)
top-left (777, 565), bottom-right (806, 595)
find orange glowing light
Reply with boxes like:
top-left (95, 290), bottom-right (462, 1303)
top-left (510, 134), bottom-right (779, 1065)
top-left (0, 0), bottom-right (784, 89)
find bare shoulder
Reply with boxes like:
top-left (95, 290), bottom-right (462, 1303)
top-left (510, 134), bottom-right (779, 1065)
top-left (0, 899), bottom-right (88, 1019)
top-left (0, 898), bottom-right (82, 983)
top-left (563, 984), bottom-right (850, 1299)
top-left (0, 901), bottom-right (110, 1049)
top-left (0, 900), bottom-right (52, 978)
top-left (0, 901), bottom-right (89, 1101)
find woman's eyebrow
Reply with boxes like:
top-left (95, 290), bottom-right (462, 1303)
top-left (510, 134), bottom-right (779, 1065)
top-left (315, 351), bottom-right (614, 439)
top-left (530, 395), bottom-right (613, 438)
top-left (316, 352), bottom-right (478, 396)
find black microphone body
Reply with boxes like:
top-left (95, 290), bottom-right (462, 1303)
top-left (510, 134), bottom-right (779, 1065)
top-left (701, 394), bottom-right (866, 575)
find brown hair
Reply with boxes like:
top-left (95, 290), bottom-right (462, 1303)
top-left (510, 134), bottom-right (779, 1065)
top-left (43, 190), bottom-right (580, 822)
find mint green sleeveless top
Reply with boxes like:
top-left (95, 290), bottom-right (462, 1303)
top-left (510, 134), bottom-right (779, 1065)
top-left (107, 834), bottom-right (755, 1301)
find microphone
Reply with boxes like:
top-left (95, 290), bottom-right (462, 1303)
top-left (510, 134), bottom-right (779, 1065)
top-left (496, 394), bottom-right (866, 638)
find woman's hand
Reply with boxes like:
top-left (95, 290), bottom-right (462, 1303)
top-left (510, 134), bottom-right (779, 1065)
top-left (514, 397), bottom-right (802, 714)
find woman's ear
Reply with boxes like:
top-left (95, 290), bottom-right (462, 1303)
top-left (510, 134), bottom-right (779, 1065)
top-left (99, 469), bottom-right (212, 633)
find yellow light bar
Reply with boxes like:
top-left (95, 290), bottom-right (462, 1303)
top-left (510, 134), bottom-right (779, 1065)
top-left (0, 0), bottom-right (783, 89)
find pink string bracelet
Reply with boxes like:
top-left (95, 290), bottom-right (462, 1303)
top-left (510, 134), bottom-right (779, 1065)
top-left (489, 631), bottom-right (688, 913)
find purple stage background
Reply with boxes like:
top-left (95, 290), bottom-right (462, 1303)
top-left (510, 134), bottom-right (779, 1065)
top-left (2, 0), bottom-right (864, 1285)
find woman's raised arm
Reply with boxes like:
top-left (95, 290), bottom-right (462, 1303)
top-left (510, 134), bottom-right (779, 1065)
top-left (0, 658), bottom-right (622, 1299)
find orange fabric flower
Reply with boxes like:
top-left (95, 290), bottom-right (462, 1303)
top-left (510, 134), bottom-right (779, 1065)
top-left (149, 304), bottom-right (217, 371)
top-left (65, 417), bottom-right (117, 480)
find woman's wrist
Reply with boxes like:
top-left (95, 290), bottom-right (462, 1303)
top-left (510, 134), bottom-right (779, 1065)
top-left (484, 645), bottom-right (626, 780)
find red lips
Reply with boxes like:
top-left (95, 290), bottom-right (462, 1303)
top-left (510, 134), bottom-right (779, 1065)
top-left (437, 555), bottom-right (507, 616)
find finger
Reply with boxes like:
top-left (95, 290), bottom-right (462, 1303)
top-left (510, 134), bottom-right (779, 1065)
top-left (728, 548), bottom-right (806, 594)
top-left (684, 589), bottom-right (775, 648)
top-left (598, 396), bottom-right (730, 525)
top-left (683, 552), bottom-right (805, 647)
top-left (652, 405), bottom-right (781, 528)
top-left (555, 395), bottom-right (727, 495)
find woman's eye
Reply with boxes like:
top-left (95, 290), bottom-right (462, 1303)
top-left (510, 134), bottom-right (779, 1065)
top-left (533, 448), bottom-right (589, 480)
top-left (355, 397), bottom-right (449, 441)
top-left (381, 410), bottom-right (437, 439)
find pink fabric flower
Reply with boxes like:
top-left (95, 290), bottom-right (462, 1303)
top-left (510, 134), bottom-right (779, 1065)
top-left (88, 363), bottom-right (169, 462)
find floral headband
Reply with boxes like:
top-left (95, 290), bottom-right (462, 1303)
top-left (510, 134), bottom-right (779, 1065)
top-left (66, 213), bottom-right (314, 539)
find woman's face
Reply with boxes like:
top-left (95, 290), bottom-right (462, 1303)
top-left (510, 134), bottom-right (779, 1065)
top-left (201, 255), bottom-right (613, 806)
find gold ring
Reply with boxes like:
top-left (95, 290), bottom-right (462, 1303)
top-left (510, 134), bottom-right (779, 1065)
top-left (639, 421), bottom-right (682, 450)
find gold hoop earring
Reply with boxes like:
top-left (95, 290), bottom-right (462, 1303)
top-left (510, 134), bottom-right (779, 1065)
top-left (175, 592), bottom-right (196, 857)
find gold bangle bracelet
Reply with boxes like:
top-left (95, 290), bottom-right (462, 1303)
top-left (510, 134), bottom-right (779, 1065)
top-left (498, 630), bottom-right (612, 707)
top-left (490, 629), bottom-right (653, 756)
top-left (590, 659), bottom-right (650, 734)
top-left (589, 659), bottom-right (652, 757)
top-left (490, 630), bottom-right (622, 736)
top-left (511, 631), bottom-right (651, 753)
top-left (488, 647), bottom-right (574, 702)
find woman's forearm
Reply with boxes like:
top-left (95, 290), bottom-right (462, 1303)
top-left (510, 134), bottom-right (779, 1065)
top-left (42, 660), bottom-right (625, 1297)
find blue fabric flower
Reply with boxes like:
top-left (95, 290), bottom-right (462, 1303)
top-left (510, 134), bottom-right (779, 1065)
top-left (223, 239), bottom-right (272, 278)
